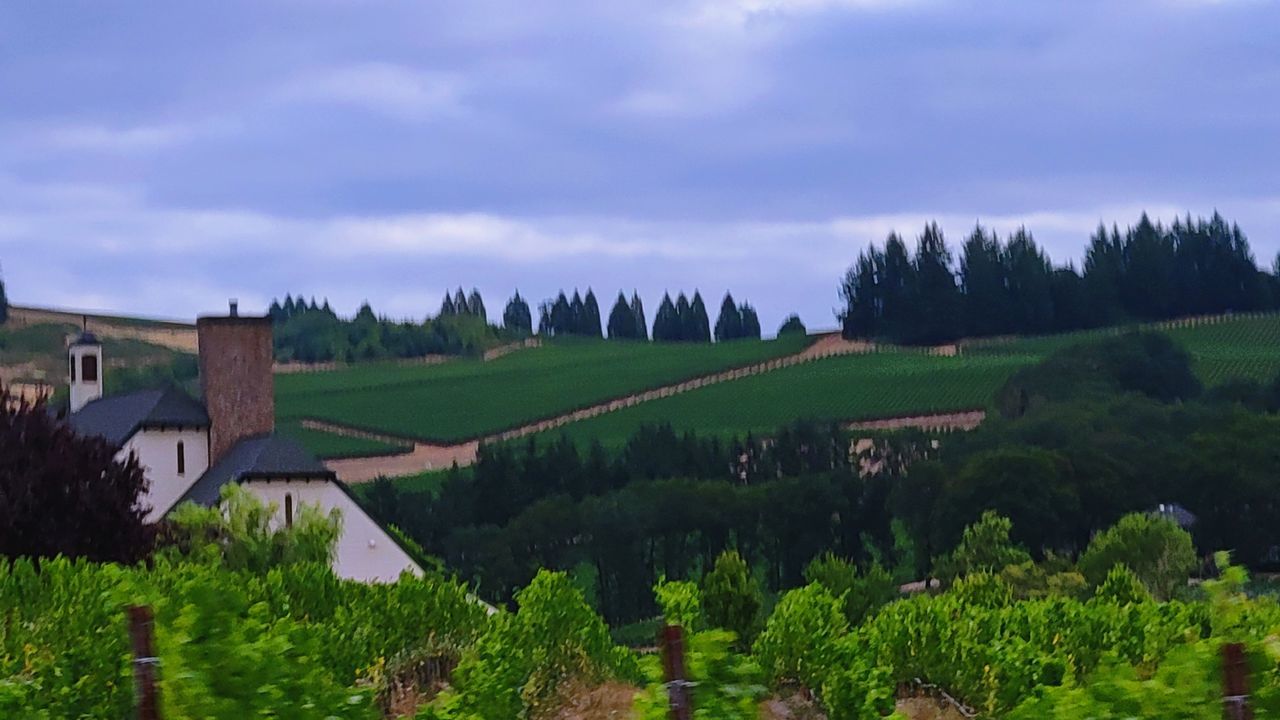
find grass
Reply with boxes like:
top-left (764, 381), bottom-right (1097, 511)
top-left (277, 420), bottom-right (411, 460)
top-left (275, 335), bottom-right (811, 444)
top-left (0, 322), bottom-right (185, 384)
top-left (348, 468), bottom-right (455, 502)
top-left (546, 313), bottom-right (1280, 448)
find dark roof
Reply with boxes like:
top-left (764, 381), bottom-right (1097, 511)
top-left (72, 331), bottom-right (101, 345)
top-left (67, 387), bottom-right (210, 446)
top-left (173, 433), bottom-right (334, 510)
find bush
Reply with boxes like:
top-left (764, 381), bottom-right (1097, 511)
top-left (803, 554), bottom-right (898, 626)
top-left (1078, 512), bottom-right (1197, 600)
top-left (701, 551), bottom-right (763, 649)
top-left (933, 511), bottom-right (1031, 582)
top-left (1092, 564), bottom-right (1153, 605)
top-left (654, 579), bottom-right (703, 632)
top-left (753, 583), bottom-right (849, 692)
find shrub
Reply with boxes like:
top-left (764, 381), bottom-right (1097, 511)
top-left (803, 554), bottom-right (898, 626)
top-left (1092, 564), bottom-right (1152, 605)
top-left (1078, 512), bottom-right (1197, 600)
top-left (654, 579), bottom-right (703, 632)
top-left (633, 629), bottom-right (764, 720)
top-left (933, 510), bottom-right (1032, 582)
top-left (753, 583), bottom-right (849, 692)
top-left (701, 551), bottom-right (763, 649)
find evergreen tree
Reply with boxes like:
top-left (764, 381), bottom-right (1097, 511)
top-left (653, 293), bottom-right (680, 341)
top-left (689, 291), bottom-right (711, 343)
top-left (714, 293), bottom-right (743, 342)
top-left (911, 223), bottom-right (961, 344)
top-left (582, 289), bottom-right (602, 338)
top-left (630, 292), bottom-right (649, 341)
top-left (504, 292), bottom-right (533, 336)
top-left (778, 314), bottom-right (806, 336)
top-left (1121, 213), bottom-right (1176, 319)
top-left (840, 249), bottom-right (881, 339)
top-left (1003, 228), bottom-right (1054, 334)
top-left (467, 289), bottom-right (487, 322)
top-left (674, 293), bottom-right (693, 341)
top-left (739, 303), bottom-right (761, 340)
top-left (550, 292), bottom-right (572, 336)
top-left (1083, 224), bottom-right (1125, 327)
top-left (453, 288), bottom-right (469, 316)
top-left (607, 292), bottom-right (637, 339)
top-left (440, 292), bottom-right (457, 317)
top-left (1049, 266), bottom-right (1088, 332)
top-left (959, 225), bottom-right (1006, 337)
top-left (880, 233), bottom-right (916, 341)
top-left (569, 290), bottom-right (585, 334)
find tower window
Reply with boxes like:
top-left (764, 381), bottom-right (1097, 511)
top-left (69, 355), bottom-right (77, 382)
top-left (284, 493), bottom-right (294, 528)
top-left (176, 441), bottom-right (186, 476)
top-left (81, 355), bottom-right (98, 383)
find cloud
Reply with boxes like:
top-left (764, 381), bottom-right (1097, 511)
top-left (34, 123), bottom-right (195, 153)
top-left (275, 63), bottom-right (466, 121)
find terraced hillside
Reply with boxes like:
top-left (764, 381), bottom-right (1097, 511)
top-left (276, 334), bottom-right (812, 451)
top-left (549, 313), bottom-right (1280, 447)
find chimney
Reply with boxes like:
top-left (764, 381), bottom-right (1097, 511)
top-left (197, 301), bottom-right (274, 463)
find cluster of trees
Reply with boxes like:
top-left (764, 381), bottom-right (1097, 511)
top-left (502, 292), bottom-right (533, 337)
top-left (363, 331), bottom-right (1280, 624)
top-left (439, 287), bottom-right (487, 321)
top-left (536, 289), bottom-right (603, 338)
top-left (841, 213), bottom-right (1280, 345)
top-left (0, 268), bottom-right (8, 325)
top-left (714, 293), bottom-right (762, 342)
top-left (606, 291), bottom-right (649, 340)
top-left (652, 291), bottom-right (711, 342)
top-left (269, 295), bottom-right (499, 363)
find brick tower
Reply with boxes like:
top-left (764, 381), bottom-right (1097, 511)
top-left (197, 301), bottom-right (275, 463)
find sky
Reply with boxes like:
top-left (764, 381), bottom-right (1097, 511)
top-left (1, 0), bottom-right (1278, 334)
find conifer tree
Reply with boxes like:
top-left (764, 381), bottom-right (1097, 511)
top-left (653, 293), bottom-right (679, 341)
top-left (630, 292), bottom-right (649, 341)
top-left (582, 289), bottom-right (602, 338)
top-left (911, 223), bottom-right (960, 344)
top-left (440, 292), bottom-right (457, 317)
top-left (607, 292), bottom-right (636, 339)
top-left (504, 292), bottom-right (533, 336)
top-left (740, 303), bottom-right (761, 340)
top-left (959, 225), bottom-right (1006, 337)
top-left (689, 291), bottom-right (711, 342)
top-left (0, 267), bottom-right (7, 325)
top-left (467, 289), bottom-right (487, 322)
top-left (454, 288), bottom-right (469, 316)
top-left (714, 292), bottom-right (743, 342)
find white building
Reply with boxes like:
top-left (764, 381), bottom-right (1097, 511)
top-left (64, 306), bottom-right (421, 583)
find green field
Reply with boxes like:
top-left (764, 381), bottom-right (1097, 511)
top-left (276, 420), bottom-right (411, 460)
top-left (0, 322), bottom-right (186, 385)
top-left (275, 335), bottom-right (811, 445)
top-left (547, 314), bottom-right (1280, 447)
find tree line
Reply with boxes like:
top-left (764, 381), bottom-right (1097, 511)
top-left (841, 212), bottom-right (1280, 345)
top-left (362, 330), bottom-right (1280, 624)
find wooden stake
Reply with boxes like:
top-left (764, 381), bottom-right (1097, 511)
top-left (127, 605), bottom-right (161, 720)
top-left (1222, 642), bottom-right (1252, 720)
top-left (660, 624), bottom-right (692, 720)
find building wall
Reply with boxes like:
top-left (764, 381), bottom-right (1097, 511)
top-left (120, 428), bottom-right (210, 522)
top-left (241, 479), bottom-right (422, 583)
top-left (197, 314), bottom-right (275, 463)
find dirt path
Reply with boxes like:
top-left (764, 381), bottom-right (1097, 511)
top-left (318, 334), bottom-right (881, 482)
top-left (847, 409), bottom-right (986, 432)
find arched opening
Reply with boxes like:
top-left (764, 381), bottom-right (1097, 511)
top-left (176, 440), bottom-right (186, 475)
top-left (81, 354), bottom-right (98, 383)
top-left (284, 493), bottom-right (294, 528)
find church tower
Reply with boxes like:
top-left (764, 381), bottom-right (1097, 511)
top-left (68, 331), bottom-right (104, 413)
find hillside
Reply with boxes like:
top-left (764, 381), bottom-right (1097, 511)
top-left (543, 312), bottom-right (1280, 448)
top-left (0, 319), bottom-right (191, 398)
top-left (275, 334), bottom-right (812, 449)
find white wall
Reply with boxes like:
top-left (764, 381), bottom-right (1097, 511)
top-left (120, 428), bottom-right (210, 522)
top-left (241, 479), bottom-right (422, 583)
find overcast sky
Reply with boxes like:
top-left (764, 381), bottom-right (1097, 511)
top-left (1, 0), bottom-right (1277, 333)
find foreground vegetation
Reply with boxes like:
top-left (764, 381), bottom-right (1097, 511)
top-left (276, 334), bottom-right (810, 446)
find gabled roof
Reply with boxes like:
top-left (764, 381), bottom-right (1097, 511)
top-left (67, 386), bottom-right (210, 446)
top-left (173, 433), bottom-right (334, 510)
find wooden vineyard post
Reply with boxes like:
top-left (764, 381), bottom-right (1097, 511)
top-left (128, 605), bottom-right (161, 720)
top-left (1222, 642), bottom-right (1252, 720)
top-left (660, 624), bottom-right (693, 720)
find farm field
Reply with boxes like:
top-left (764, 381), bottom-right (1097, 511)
top-left (548, 313), bottom-right (1280, 447)
top-left (276, 420), bottom-right (411, 460)
top-left (275, 334), bottom-right (811, 446)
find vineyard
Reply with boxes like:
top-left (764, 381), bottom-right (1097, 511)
top-left (275, 334), bottom-right (810, 451)
top-left (277, 420), bottom-right (412, 459)
top-left (547, 313), bottom-right (1280, 447)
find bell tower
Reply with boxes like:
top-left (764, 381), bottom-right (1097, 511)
top-left (68, 330), bottom-right (104, 413)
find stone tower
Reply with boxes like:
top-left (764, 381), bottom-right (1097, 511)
top-left (197, 301), bottom-right (275, 463)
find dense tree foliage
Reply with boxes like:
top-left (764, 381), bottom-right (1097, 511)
top-left (502, 292), bottom-right (533, 336)
top-left (841, 212), bottom-right (1280, 344)
top-left (0, 391), bottom-right (153, 563)
top-left (537, 288), bottom-right (603, 338)
top-left (653, 290), bottom-right (713, 342)
top-left (269, 294), bottom-right (500, 362)
top-left (777, 314), bottom-right (807, 336)
top-left (714, 293), bottom-right (763, 342)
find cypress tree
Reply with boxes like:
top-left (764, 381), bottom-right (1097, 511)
top-left (690, 292), bottom-right (711, 342)
top-left (454, 288), bottom-right (469, 316)
top-left (912, 222), bottom-right (961, 344)
top-left (468, 289), bottom-right (487, 322)
top-left (607, 292), bottom-right (636, 339)
top-left (570, 290), bottom-right (585, 335)
top-left (653, 293), bottom-right (679, 341)
top-left (550, 292), bottom-right (572, 336)
top-left (778, 314), bottom-right (806, 336)
top-left (880, 234), bottom-right (916, 341)
top-left (504, 292), bottom-right (533, 336)
top-left (1003, 228), bottom-right (1054, 334)
top-left (440, 292), bottom-right (456, 316)
top-left (0, 267), bottom-right (7, 325)
top-left (714, 292), bottom-right (743, 342)
top-left (959, 225), bottom-right (1007, 337)
top-left (739, 303), bottom-right (761, 340)
top-left (582, 289), bottom-right (602, 338)
top-left (630, 292), bottom-right (649, 341)
top-left (840, 249), bottom-right (881, 339)
top-left (675, 293), bottom-right (693, 342)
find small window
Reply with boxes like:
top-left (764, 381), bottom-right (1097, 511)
top-left (69, 355), bottom-right (77, 382)
top-left (176, 441), bottom-right (186, 476)
top-left (284, 493), bottom-right (294, 528)
top-left (81, 354), bottom-right (98, 383)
